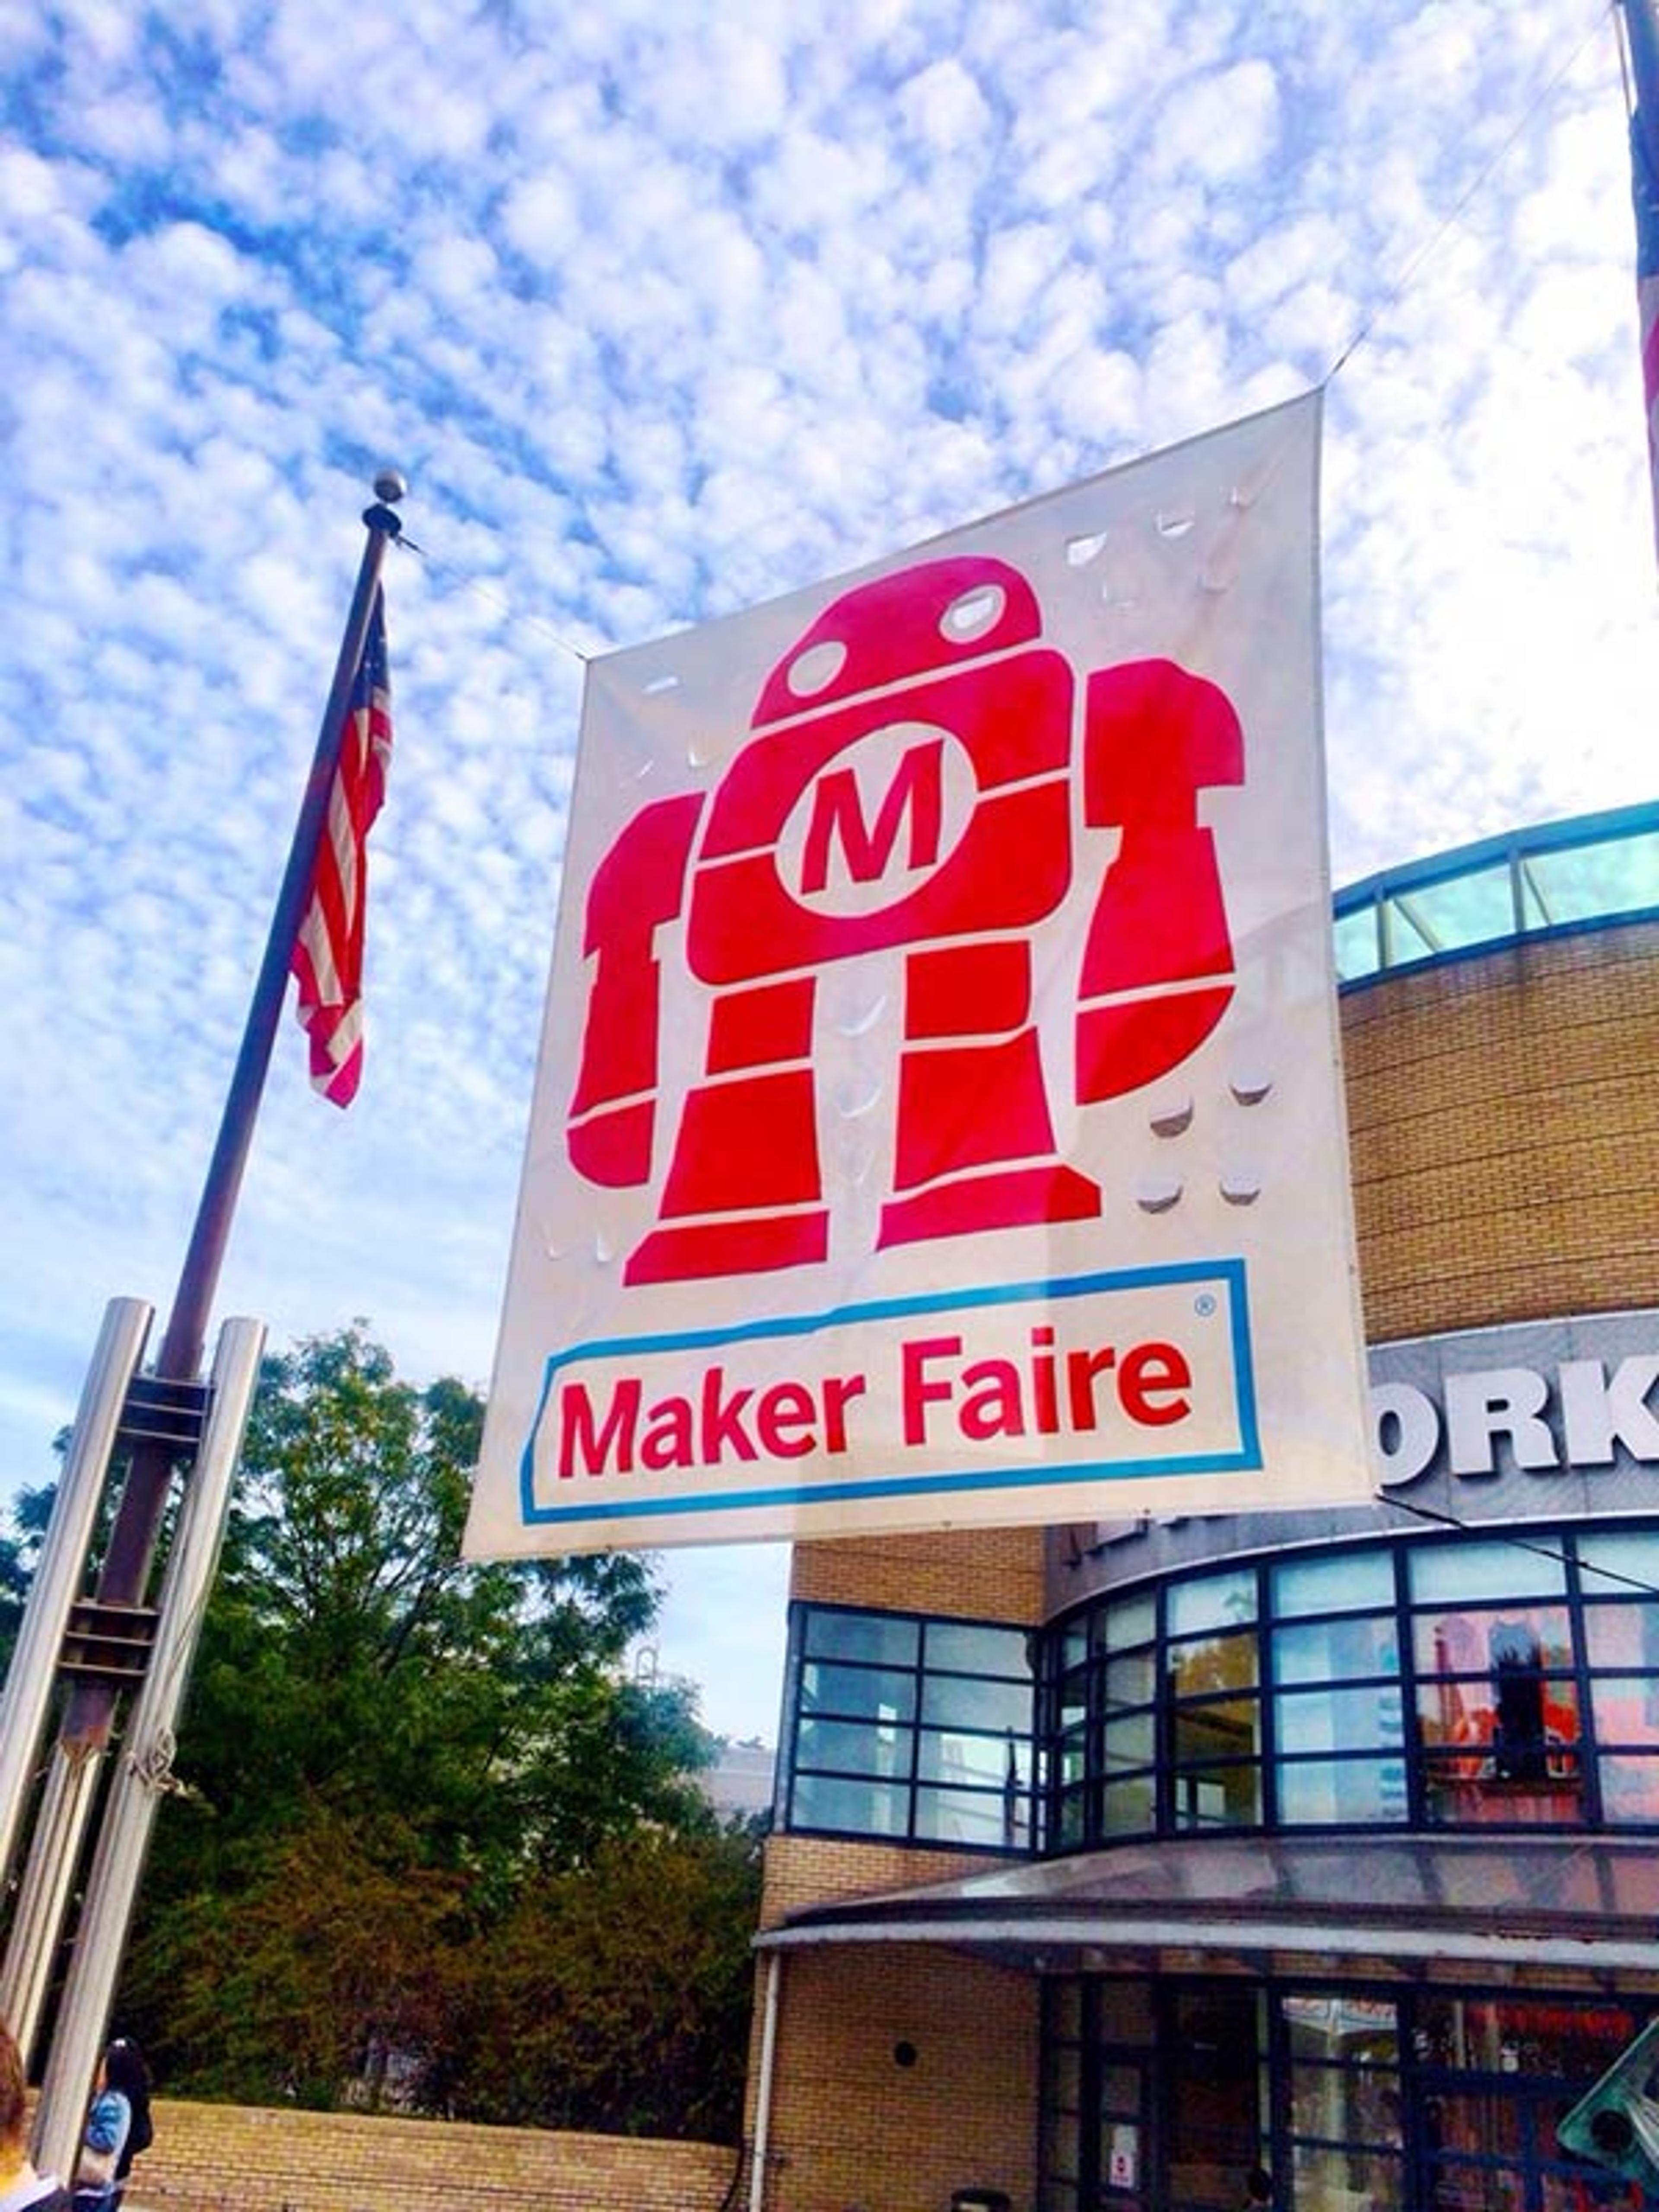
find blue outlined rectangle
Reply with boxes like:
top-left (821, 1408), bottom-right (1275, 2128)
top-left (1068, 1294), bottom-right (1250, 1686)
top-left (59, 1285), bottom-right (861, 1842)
top-left (517, 1258), bottom-right (1258, 1531)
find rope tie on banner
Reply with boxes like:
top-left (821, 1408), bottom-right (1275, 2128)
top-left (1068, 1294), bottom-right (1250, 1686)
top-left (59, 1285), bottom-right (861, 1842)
top-left (390, 529), bottom-right (595, 666)
top-left (1325, 3), bottom-right (1610, 386)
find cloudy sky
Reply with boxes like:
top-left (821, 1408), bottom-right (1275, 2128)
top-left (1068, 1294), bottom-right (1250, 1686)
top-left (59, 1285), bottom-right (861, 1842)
top-left (2, 0), bottom-right (1655, 1742)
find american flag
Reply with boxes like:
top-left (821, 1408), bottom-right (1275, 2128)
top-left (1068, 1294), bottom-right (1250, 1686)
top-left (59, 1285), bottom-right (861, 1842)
top-left (290, 589), bottom-right (392, 1106)
top-left (1627, 0), bottom-right (1659, 559)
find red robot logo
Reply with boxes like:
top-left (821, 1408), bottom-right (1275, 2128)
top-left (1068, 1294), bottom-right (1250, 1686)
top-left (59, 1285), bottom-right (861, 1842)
top-left (566, 554), bottom-right (1243, 1287)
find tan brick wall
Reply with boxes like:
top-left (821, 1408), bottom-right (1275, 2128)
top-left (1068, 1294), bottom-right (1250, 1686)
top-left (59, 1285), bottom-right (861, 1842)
top-left (760, 1833), bottom-right (992, 1931)
top-left (122, 2101), bottom-right (736, 2212)
top-left (1342, 923), bottom-right (1659, 1342)
top-left (754, 1945), bottom-right (1038, 2212)
top-left (789, 1526), bottom-right (1046, 1622)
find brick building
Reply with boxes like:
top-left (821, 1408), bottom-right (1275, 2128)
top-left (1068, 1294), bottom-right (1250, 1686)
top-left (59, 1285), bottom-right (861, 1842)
top-left (745, 800), bottom-right (1659, 2212)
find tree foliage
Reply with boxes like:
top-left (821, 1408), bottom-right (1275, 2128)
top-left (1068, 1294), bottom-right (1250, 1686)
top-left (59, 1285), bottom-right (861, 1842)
top-left (55, 1324), bottom-right (766, 2137)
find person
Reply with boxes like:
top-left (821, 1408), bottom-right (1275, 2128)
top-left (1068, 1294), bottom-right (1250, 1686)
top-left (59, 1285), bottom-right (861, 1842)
top-left (0, 2020), bottom-right (70, 2212)
top-left (70, 2042), bottom-right (150, 2212)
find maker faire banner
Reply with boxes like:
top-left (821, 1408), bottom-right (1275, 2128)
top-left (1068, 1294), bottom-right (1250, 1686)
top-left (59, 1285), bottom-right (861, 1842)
top-left (465, 389), bottom-right (1373, 1557)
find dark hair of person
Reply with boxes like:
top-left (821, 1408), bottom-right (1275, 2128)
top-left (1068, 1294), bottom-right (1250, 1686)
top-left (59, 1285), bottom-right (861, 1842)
top-left (102, 2039), bottom-right (148, 2105)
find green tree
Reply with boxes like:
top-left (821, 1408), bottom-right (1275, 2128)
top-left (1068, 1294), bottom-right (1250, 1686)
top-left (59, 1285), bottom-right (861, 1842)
top-left (444, 1821), bottom-right (765, 2138)
top-left (115, 1324), bottom-right (748, 2126)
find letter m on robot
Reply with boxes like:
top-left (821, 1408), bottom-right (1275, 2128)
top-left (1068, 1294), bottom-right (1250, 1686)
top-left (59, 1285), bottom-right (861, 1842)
top-left (566, 555), bottom-right (1242, 1287)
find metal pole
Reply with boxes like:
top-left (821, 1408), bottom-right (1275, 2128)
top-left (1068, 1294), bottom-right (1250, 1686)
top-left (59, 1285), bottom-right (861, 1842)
top-left (0, 1300), bottom-right (152, 1893)
top-left (32, 1316), bottom-right (266, 2184)
top-left (60, 483), bottom-right (404, 1725)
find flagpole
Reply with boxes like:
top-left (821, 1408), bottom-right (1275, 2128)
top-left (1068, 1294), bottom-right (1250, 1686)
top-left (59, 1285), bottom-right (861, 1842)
top-left (65, 470), bottom-right (405, 1745)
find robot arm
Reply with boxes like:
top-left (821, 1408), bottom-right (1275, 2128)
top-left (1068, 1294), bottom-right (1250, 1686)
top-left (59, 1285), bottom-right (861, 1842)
top-left (567, 791), bottom-right (705, 1186)
top-left (1075, 658), bottom-right (1243, 1102)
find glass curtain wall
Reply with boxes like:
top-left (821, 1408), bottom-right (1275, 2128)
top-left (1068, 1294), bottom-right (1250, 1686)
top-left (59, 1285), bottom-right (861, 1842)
top-left (1039, 1979), bottom-right (1648, 2212)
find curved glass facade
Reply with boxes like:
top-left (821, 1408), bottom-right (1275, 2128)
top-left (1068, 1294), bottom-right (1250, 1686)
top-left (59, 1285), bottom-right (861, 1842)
top-left (1039, 1525), bottom-right (1659, 1853)
top-left (1332, 799), bottom-right (1659, 985)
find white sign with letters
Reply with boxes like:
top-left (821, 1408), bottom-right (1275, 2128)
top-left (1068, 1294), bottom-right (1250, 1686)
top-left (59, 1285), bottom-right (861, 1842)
top-left (467, 392), bottom-right (1373, 1555)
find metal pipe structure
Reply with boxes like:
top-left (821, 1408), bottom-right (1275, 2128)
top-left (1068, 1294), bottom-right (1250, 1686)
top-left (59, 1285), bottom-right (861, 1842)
top-left (0, 1749), bottom-right (102, 2067)
top-left (747, 1953), bottom-right (782, 2212)
top-left (31, 1316), bottom-right (266, 2184)
top-left (0, 1300), bottom-right (152, 1897)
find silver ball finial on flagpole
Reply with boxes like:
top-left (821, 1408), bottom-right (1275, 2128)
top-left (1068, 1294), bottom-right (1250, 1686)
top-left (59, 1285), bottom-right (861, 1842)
top-left (364, 469), bottom-right (406, 537)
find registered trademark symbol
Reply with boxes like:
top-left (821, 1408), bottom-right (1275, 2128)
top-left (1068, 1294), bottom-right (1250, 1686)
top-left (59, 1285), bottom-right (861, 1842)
top-left (1194, 1294), bottom-right (1216, 1318)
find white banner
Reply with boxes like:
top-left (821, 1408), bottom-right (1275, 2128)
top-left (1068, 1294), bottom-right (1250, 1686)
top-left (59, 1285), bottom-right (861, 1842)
top-left (466, 389), bottom-right (1373, 1554)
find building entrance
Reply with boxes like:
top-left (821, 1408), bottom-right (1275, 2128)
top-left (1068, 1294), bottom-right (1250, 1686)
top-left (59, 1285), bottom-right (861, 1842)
top-left (1042, 1979), bottom-right (1650, 2212)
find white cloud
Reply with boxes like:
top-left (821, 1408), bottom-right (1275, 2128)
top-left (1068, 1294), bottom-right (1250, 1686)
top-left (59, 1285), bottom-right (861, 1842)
top-left (0, 0), bottom-right (1653, 1738)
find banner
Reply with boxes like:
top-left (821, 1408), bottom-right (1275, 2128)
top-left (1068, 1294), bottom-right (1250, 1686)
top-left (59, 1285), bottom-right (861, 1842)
top-left (466, 389), bottom-right (1373, 1555)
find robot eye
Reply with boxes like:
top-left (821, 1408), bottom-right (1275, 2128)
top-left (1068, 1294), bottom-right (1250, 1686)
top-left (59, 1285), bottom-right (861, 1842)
top-left (939, 583), bottom-right (1005, 645)
top-left (786, 639), bottom-right (848, 698)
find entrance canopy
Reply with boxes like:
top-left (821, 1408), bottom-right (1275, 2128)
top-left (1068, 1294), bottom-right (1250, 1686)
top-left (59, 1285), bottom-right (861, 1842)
top-left (759, 1835), bottom-right (1659, 1982)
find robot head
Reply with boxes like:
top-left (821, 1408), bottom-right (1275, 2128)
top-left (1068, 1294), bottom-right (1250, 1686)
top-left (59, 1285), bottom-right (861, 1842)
top-left (751, 556), bottom-right (1043, 729)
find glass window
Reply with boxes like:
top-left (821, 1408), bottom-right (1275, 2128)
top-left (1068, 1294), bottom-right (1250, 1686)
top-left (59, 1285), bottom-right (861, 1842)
top-left (918, 1727), bottom-right (1029, 1789)
top-left (1411, 1603), bottom-right (1571, 1677)
top-left (795, 1715), bottom-right (910, 1777)
top-left (1173, 1697), bottom-right (1259, 1766)
top-left (925, 1619), bottom-right (1029, 1676)
top-left (1597, 1753), bottom-right (1659, 1821)
top-left (1273, 1614), bottom-right (1398, 1684)
top-left (1169, 1630), bottom-right (1258, 1701)
top-left (1052, 1788), bottom-right (1087, 1847)
top-left (1167, 1567), bottom-right (1258, 1636)
top-left (1415, 1672), bottom-right (1580, 1777)
top-left (1053, 1722), bottom-right (1088, 1787)
top-left (1101, 1775), bottom-right (1155, 1835)
top-left (801, 1659), bottom-right (917, 1722)
top-left (1333, 903), bottom-right (1382, 982)
top-left (1098, 1980), bottom-right (1156, 2043)
top-left (1165, 1989), bottom-right (1263, 2200)
top-left (1275, 1684), bottom-right (1404, 1755)
top-left (1385, 860), bottom-right (1516, 961)
top-left (1171, 1762), bottom-right (1260, 1828)
top-left (802, 1609), bottom-right (919, 1665)
top-left (1105, 1650), bottom-right (1156, 1709)
top-left (1101, 1592), bottom-right (1156, 1650)
top-left (1272, 1547), bottom-right (1395, 1618)
top-left (785, 1605), bottom-right (1035, 1852)
top-left (790, 1771), bottom-right (908, 1835)
top-left (1409, 1539), bottom-right (1565, 1604)
top-left (1284, 1993), bottom-right (1398, 2067)
top-left (1589, 1676), bottom-right (1659, 1747)
top-left (1524, 825), bottom-right (1659, 925)
top-left (922, 1671), bottom-right (1031, 1732)
top-left (1577, 1529), bottom-right (1659, 1597)
top-left (1289, 2060), bottom-right (1400, 2145)
top-left (1037, 1523), bottom-right (1659, 1851)
top-left (1278, 1758), bottom-right (1408, 1826)
top-left (915, 1785), bottom-right (1024, 1848)
top-left (1293, 2143), bottom-right (1406, 2211)
top-left (1103, 1713), bottom-right (1156, 1771)
top-left (1583, 1604), bottom-right (1659, 1673)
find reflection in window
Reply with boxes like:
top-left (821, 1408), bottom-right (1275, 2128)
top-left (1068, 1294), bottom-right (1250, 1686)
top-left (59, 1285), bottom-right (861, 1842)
top-left (784, 1603), bottom-right (1035, 1852)
top-left (1042, 1525), bottom-right (1659, 1851)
